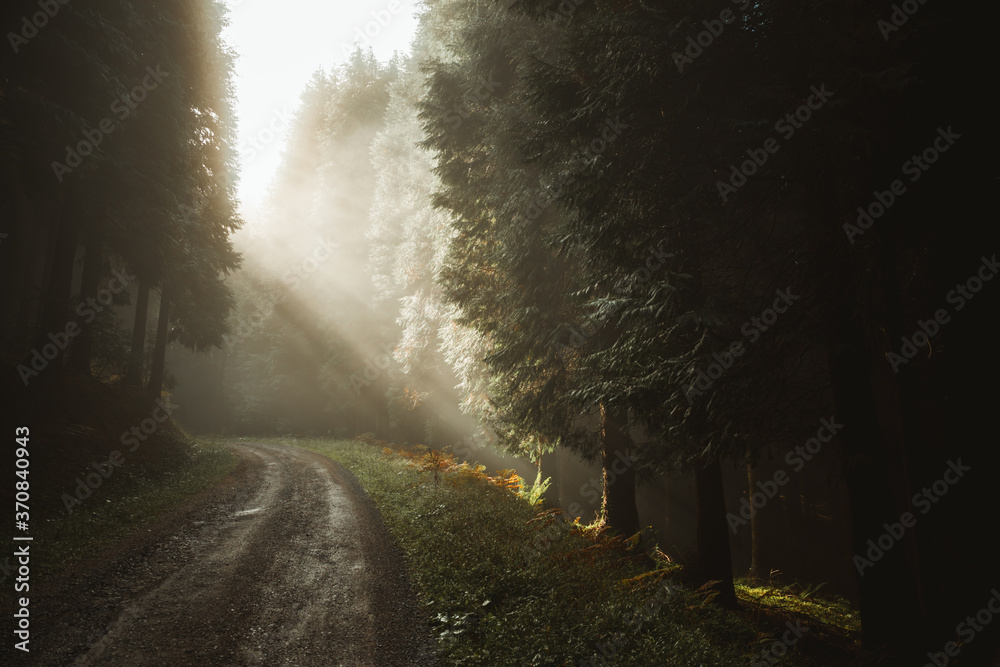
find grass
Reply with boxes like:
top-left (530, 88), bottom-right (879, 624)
top-left (16, 421), bottom-right (861, 665)
top-left (284, 436), bottom-right (847, 666)
top-left (735, 578), bottom-right (862, 660)
top-left (0, 372), bottom-right (239, 578)
top-left (737, 578), bottom-right (861, 634)
top-left (29, 437), bottom-right (237, 575)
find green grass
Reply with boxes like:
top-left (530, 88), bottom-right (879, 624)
top-left (31, 437), bottom-right (237, 575)
top-left (735, 578), bottom-right (862, 660)
top-left (22, 430), bottom-right (861, 665)
top-left (736, 579), bottom-right (861, 634)
top-left (286, 437), bottom-right (826, 666)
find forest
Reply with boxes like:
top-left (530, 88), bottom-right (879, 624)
top-left (0, 0), bottom-right (996, 665)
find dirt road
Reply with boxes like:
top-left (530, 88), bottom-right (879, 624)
top-left (12, 442), bottom-right (436, 666)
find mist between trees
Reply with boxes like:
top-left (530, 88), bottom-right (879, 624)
top-left (2, 0), bottom-right (994, 661)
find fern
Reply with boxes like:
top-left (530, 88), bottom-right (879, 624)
top-left (518, 469), bottom-right (551, 506)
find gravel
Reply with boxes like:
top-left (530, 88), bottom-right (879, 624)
top-left (2, 442), bottom-right (437, 666)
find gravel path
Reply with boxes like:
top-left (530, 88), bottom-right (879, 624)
top-left (6, 442), bottom-right (436, 666)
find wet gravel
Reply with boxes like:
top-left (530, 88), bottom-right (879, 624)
top-left (4, 442), bottom-right (437, 666)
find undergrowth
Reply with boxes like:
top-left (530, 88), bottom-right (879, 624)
top-left (30, 438), bottom-right (237, 575)
top-left (290, 437), bottom-right (849, 666)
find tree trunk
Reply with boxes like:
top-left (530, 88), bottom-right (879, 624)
top-left (125, 277), bottom-right (151, 387)
top-left (600, 404), bottom-right (640, 536)
top-left (34, 209), bottom-right (78, 380)
top-left (695, 455), bottom-right (738, 608)
top-left (747, 461), bottom-right (760, 581)
top-left (830, 314), bottom-right (921, 648)
top-left (146, 284), bottom-right (171, 400)
top-left (0, 174), bottom-right (43, 354)
top-left (541, 448), bottom-right (562, 508)
top-left (67, 237), bottom-right (101, 375)
top-left (20, 192), bottom-right (59, 345)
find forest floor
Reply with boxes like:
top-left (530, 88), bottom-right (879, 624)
top-left (0, 442), bottom-right (435, 666)
top-left (289, 437), bottom-right (871, 666)
top-left (0, 427), bottom-right (878, 665)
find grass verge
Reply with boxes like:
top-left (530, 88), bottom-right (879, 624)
top-left (286, 436), bottom-right (851, 666)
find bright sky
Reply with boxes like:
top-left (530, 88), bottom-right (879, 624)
top-left (221, 0), bottom-right (420, 212)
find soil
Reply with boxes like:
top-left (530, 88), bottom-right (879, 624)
top-left (2, 442), bottom-right (437, 666)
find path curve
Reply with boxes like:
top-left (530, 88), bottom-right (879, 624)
top-left (14, 442), bottom-right (436, 666)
